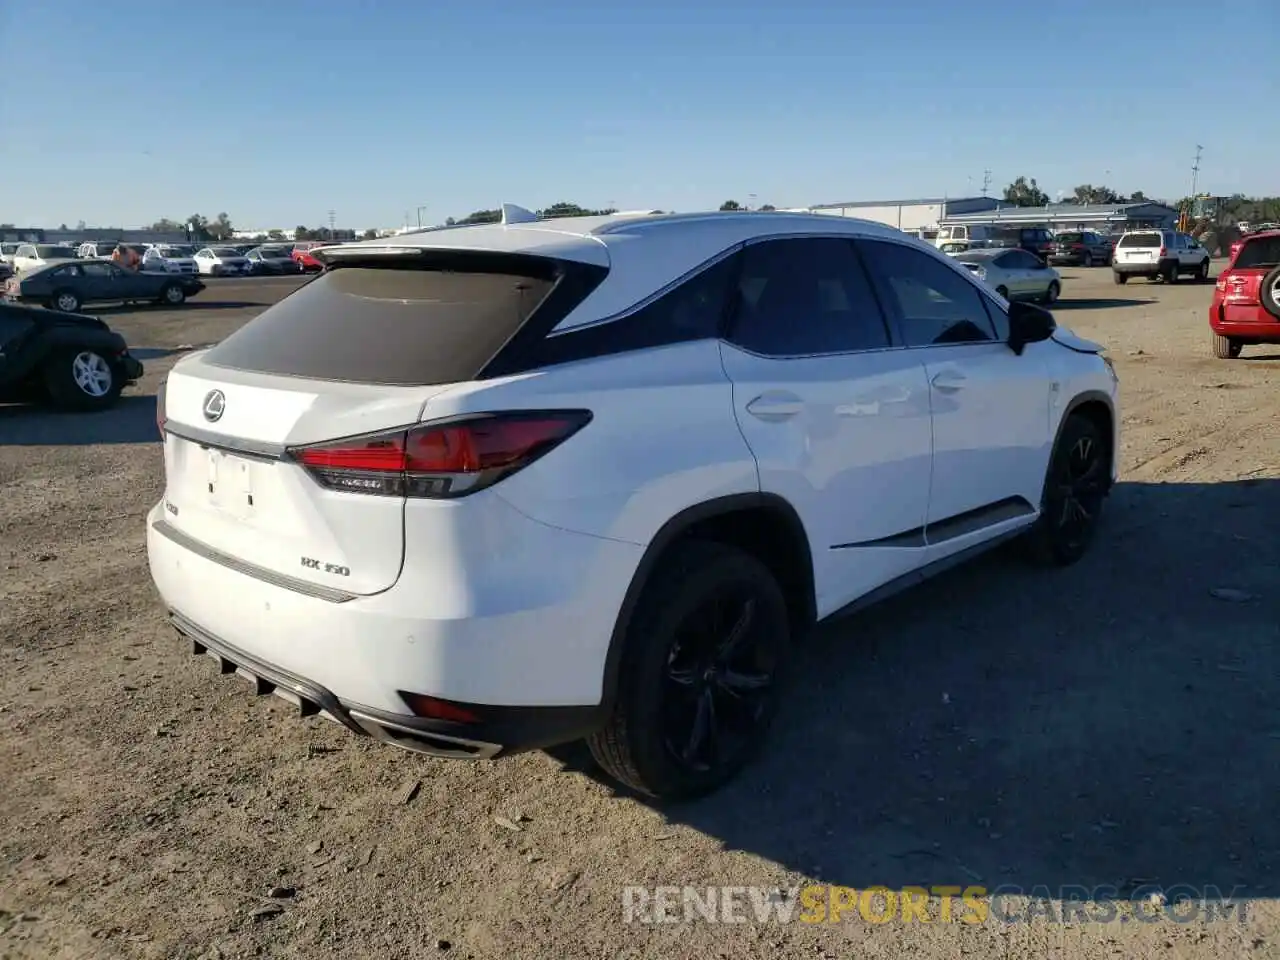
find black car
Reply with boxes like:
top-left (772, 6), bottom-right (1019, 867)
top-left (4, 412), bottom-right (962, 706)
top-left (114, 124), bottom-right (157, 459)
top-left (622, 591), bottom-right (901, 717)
top-left (0, 301), bottom-right (144, 411)
top-left (4, 260), bottom-right (205, 313)
top-left (1047, 231), bottom-right (1114, 267)
top-left (246, 246), bottom-right (303, 275)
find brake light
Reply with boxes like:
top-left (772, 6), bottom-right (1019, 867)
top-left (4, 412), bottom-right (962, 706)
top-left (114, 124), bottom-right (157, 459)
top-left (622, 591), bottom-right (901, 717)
top-left (156, 381), bottom-right (167, 439)
top-left (290, 411), bottom-right (591, 498)
top-left (1159, 247), bottom-right (1167, 257)
top-left (1072, 243), bottom-right (1085, 251)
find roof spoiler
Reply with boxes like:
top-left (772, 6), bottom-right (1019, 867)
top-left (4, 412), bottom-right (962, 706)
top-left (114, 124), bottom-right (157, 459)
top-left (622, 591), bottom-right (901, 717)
top-left (501, 203), bottom-right (539, 225)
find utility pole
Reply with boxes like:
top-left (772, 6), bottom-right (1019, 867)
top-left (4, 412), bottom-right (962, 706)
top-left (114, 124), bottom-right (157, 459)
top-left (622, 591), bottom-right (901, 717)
top-left (416, 205), bottom-right (429, 228)
top-left (981, 169), bottom-right (992, 196)
top-left (328, 209), bottom-right (336, 239)
top-left (1190, 145), bottom-right (1203, 198)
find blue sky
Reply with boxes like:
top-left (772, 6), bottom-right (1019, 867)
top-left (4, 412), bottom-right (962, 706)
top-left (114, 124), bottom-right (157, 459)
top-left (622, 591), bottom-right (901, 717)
top-left (1, 0), bottom-right (1276, 230)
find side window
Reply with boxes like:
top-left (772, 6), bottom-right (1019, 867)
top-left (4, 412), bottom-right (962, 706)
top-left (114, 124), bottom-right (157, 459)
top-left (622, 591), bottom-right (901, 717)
top-left (857, 240), bottom-right (998, 347)
top-left (1013, 250), bottom-right (1042, 269)
top-left (729, 238), bottom-right (891, 356)
top-left (513, 251), bottom-right (738, 371)
top-left (993, 252), bottom-right (1016, 269)
top-left (81, 262), bottom-right (113, 278)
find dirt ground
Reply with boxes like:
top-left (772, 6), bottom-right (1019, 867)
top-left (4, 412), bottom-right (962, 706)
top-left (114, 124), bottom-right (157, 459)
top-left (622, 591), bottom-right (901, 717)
top-left (1, 268), bottom-right (1277, 960)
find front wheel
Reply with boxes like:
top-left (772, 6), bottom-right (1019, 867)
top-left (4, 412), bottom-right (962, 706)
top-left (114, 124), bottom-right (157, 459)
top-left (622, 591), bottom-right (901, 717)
top-left (1023, 414), bottom-right (1109, 567)
top-left (1213, 334), bottom-right (1243, 359)
top-left (42, 348), bottom-right (123, 412)
top-left (159, 284), bottom-right (186, 306)
top-left (588, 541), bottom-right (789, 800)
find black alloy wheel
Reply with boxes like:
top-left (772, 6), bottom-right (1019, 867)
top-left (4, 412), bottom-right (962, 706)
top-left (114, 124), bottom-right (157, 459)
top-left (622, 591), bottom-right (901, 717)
top-left (661, 587), bottom-right (778, 775)
top-left (1031, 415), bottom-right (1109, 565)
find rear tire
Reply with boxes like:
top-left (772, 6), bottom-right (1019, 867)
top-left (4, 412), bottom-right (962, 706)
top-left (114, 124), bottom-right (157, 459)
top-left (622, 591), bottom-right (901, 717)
top-left (587, 540), bottom-right (790, 801)
top-left (1113, 272), bottom-right (1127, 285)
top-left (1196, 259), bottom-right (1211, 283)
top-left (1212, 334), bottom-right (1242, 359)
top-left (1163, 261), bottom-right (1179, 284)
top-left (1041, 280), bottom-right (1061, 305)
top-left (42, 348), bottom-right (123, 412)
top-left (1023, 414), bottom-right (1109, 567)
top-left (51, 288), bottom-right (81, 313)
top-left (1082, 252), bottom-right (1093, 268)
top-left (995, 285), bottom-right (1009, 300)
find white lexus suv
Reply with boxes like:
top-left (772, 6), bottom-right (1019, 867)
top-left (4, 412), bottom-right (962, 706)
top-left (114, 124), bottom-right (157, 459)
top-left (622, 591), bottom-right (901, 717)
top-left (148, 207), bottom-right (1120, 799)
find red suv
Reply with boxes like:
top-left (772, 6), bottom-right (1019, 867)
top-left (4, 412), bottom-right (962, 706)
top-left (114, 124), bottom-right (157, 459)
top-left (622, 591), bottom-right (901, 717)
top-left (1210, 229), bottom-right (1280, 358)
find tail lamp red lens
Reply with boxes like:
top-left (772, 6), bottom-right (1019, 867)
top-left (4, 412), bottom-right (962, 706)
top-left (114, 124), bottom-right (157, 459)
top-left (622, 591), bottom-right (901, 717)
top-left (398, 692), bottom-right (481, 724)
top-left (289, 411), bottom-right (591, 498)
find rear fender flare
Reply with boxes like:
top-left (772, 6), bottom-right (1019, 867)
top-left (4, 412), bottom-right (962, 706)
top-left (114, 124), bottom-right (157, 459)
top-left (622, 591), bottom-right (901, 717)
top-left (597, 492), bottom-right (814, 713)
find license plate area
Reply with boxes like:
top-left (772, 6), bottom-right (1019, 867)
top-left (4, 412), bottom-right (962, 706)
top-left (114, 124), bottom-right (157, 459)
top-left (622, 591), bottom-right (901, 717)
top-left (206, 448), bottom-right (260, 519)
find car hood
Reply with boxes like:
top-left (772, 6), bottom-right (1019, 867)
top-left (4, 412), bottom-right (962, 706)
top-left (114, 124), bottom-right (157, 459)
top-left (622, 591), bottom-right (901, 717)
top-left (1051, 325), bottom-right (1103, 354)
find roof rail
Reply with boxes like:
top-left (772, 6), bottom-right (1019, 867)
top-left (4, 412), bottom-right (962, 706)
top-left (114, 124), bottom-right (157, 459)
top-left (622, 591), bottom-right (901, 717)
top-left (501, 203), bottom-right (540, 225)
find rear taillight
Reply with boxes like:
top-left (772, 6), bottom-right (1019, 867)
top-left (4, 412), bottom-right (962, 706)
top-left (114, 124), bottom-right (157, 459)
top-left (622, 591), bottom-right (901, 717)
top-left (289, 411), bottom-right (591, 499)
top-left (156, 381), bottom-right (167, 439)
top-left (1159, 247), bottom-right (1167, 257)
top-left (1072, 243), bottom-right (1085, 251)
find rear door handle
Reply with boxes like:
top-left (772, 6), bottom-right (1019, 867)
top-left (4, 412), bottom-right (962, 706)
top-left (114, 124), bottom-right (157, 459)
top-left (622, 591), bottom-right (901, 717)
top-left (930, 371), bottom-right (967, 392)
top-left (745, 392), bottom-right (804, 421)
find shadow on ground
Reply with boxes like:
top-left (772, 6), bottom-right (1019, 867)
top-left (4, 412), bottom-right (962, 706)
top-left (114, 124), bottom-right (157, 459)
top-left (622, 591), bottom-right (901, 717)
top-left (93, 301), bottom-right (266, 314)
top-left (1055, 298), bottom-right (1154, 310)
top-left (0, 393), bottom-right (158, 445)
top-left (553, 478), bottom-right (1280, 899)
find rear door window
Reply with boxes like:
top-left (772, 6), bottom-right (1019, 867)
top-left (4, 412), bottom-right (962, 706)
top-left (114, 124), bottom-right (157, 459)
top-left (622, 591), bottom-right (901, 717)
top-left (203, 257), bottom-right (563, 385)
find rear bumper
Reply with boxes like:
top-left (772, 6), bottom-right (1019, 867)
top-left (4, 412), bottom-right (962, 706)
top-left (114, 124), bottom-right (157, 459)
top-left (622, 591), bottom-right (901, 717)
top-left (1209, 304), bottom-right (1280, 339)
top-left (1113, 259), bottom-right (1171, 276)
top-left (118, 354), bottom-right (144, 381)
top-left (146, 495), bottom-right (643, 752)
top-left (170, 611), bottom-right (598, 758)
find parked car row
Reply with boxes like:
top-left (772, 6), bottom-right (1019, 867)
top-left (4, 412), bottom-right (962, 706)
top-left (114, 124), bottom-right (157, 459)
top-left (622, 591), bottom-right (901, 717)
top-left (0, 239), bottom-right (325, 278)
top-left (4, 259), bottom-right (206, 313)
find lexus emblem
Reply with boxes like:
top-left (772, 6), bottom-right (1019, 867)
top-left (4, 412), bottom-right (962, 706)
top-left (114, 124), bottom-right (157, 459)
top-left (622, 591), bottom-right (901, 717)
top-left (202, 389), bottom-right (226, 423)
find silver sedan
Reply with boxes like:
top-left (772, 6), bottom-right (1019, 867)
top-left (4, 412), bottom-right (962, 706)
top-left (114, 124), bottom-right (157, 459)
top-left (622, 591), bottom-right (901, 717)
top-left (953, 248), bottom-right (1062, 304)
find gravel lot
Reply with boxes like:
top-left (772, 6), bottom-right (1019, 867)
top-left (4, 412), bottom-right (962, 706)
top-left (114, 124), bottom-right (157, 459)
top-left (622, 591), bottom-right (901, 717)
top-left (2, 268), bottom-right (1277, 959)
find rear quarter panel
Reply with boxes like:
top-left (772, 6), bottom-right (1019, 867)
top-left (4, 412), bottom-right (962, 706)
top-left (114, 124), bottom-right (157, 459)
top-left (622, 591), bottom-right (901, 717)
top-left (421, 339), bottom-right (760, 545)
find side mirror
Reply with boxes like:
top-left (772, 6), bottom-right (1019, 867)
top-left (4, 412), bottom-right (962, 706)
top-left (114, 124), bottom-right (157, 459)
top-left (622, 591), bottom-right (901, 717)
top-left (1007, 300), bottom-right (1056, 356)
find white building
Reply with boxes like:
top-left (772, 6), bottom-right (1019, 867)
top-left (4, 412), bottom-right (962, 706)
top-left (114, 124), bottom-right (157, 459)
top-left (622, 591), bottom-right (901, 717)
top-left (799, 196), bottom-right (1009, 232)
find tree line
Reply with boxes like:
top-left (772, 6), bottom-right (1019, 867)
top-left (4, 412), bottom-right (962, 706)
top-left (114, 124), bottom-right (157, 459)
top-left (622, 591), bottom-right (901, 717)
top-left (1001, 177), bottom-right (1280, 220)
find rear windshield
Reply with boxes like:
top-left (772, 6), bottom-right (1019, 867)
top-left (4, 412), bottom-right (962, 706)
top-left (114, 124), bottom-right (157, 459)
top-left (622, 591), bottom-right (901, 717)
top-left (1236, 237), bottom-right (1280, 269)
top-left (36, 245), bottom-right (77, 258)
top-left (1118, 233), bottom-right (1162, 248)
top-left (1055, 233), bottom-right (1084, 243)
top-left (202, 262), bottom-right (558, 385)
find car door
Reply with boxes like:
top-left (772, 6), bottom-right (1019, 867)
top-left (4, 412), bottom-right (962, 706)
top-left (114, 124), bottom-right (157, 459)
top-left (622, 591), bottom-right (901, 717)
top-left (77, 261), bottom-right (118, 302)
top-left (989, 251), bottom-right (1027, 298)
top-left (719, 236), bottom-right (935, 614)
top-left (855, 239), bottom-right (1053, 555)
top-left (1009, 249), bottom-right (1053, 297)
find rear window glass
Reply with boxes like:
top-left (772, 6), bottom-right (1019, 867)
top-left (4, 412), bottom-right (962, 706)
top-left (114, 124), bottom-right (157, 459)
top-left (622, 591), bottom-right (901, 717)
top-left (202, 263), bottom-right (558, 385)
top-left (1236, 238), bottom-right (1280, 269)
top-left (36, 245), bottom-right (76, 258)
top-left (1055, 232), bottom-right (1084, 243)
top-left (1118, 233), bottom-right (1162, 248)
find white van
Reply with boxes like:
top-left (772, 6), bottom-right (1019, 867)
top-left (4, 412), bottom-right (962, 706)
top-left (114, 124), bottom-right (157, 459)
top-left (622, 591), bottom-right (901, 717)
top-left (934, 223), bottom-right (1009, 248)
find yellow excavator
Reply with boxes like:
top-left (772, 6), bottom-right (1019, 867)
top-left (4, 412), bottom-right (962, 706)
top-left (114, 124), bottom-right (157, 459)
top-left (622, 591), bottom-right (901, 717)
top-left (1177, 195), bottom-right (1240, 256)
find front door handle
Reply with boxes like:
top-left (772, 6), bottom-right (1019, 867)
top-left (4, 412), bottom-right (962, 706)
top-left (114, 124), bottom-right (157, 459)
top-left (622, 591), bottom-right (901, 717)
top-left (930, 371), bottom-right (967, 392)
top-left (745, 392), bottom-right (803, 421)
